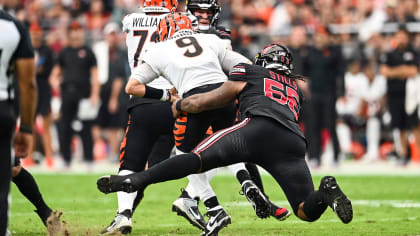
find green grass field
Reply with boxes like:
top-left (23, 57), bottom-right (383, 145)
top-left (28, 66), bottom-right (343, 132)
top-left (8, 174), bottom-right (420, 235)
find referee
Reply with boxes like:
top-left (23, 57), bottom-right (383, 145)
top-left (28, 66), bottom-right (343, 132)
top-left (0, 10), bottom-right (37, 235)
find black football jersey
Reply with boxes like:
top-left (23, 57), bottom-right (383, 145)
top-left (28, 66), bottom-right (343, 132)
top-left (207, 26), bottom-right (231, 41)
top-left (228, 63), bottom-right (305, 140)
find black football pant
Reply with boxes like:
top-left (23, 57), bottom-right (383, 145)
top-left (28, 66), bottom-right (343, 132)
top-left (137, 116), bottom-right (313, 215)
top-left (175, 83), bottom-right (236, 152)
top-left (0, 101), bottom-right (16, 235)
top-left (58, 95), bottom-right (94, 165)
top-left (119, 102), bottom-right (175, 172)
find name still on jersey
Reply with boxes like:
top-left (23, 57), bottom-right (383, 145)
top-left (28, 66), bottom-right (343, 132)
top-left (228, 63), bottom-right (305, 140)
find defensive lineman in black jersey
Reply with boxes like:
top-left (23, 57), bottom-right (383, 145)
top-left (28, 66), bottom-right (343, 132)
top-left (98, 44), bottom-right (354, 227)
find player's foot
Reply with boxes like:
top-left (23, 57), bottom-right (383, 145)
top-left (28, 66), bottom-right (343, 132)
top-left (97, 175), bottom-right (137, 194)
top-left (202, 206), bottom-right (231, 236)
top-left (241, 180), bottom-right (271, 219)
top-left (172, 189), bottom-right (206, 230)
top-left (100, 210), bottom-right (132, 235)
top-left (319, 176), bottom-right (353, 224)
top-left (35, 208), bottom-right (52, 226)
top-left (268, 201), bottom-right (291, 221)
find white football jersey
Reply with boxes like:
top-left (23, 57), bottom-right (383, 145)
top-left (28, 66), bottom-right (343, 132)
top-left (140, 32), bottom-right (230, 96)
top-left (123, 12), bottom-right (172, 89)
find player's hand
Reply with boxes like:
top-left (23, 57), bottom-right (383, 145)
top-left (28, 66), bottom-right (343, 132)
top-left (172, 98), bottom-right (181, 118)
top-left (13, 131), bottom-right (32, 158)
top-left (169, 87), bottom-right (180, 103)
top-left (108, 98), bottom-right (118, 114)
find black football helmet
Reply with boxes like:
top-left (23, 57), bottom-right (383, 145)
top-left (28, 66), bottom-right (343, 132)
top-left (186, 0), bottom-right (220, 31)
top-left (255, 44), bottom-right (294, 75)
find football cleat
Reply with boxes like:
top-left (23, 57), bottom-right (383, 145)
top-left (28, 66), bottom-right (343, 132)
top-left (241, 180), bottom-right (271, 219)
top-left (319, 176), bottom-right (353, 224)
top-left (202, 206), bottom-right (231, 236)
top-left (268, 201), bottom-right (291, 221)
top-left (172, 190), bottom-right (206, 230)
top-left (100, 211), bottom-right (132, 235)
top-left (97, 175), bottom-right (136, 194)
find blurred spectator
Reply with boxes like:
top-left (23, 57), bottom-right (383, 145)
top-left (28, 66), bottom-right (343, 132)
top-left (28, 21), bottom-right (55, 168)
top-left (360, 61), bottom-right (387, 162)
top-left (49, 21), bottom-right (100, 169)
top-left (93, 22), bottom-right (129, 162)
top-left (304, 26), bottom-right (344, 167)
top-left (336, 59), bottom-right (367, 157)
top-left (379, 26), bottom-right (420, 165)
top-left (84, 0), bottom-right (111, 42)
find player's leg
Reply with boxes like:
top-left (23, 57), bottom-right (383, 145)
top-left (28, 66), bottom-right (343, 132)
top-left (102, 103), bottom-right (174, 235)
top-left (254, 120), bottom-right (352, 223)
top-left (132, 134), bottom-right (174, 214)
top-left (0, 102), bottom-right (14, 235)
top-left (172, 111), bottom-right (218, 231)
top-left (12, 164), bottom-right (52, 226)
top-left (101, 106), bottom-right (158, 235)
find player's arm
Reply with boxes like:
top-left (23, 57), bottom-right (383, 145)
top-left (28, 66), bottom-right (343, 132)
top-left (13, 20), bottom-right (37, 157)
top-left (175, 80), bottom-right (246, 114)
top-left (125, 62), bottom-right (173, 101)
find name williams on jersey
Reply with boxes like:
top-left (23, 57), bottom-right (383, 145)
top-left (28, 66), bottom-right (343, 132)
top-left (132, 17), bottom-right (159, 28)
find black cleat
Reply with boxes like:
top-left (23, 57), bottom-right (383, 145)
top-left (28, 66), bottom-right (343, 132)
top-left (202, 206), bottom-right (231, 236)
top-left (97, 175), bottom-right (136, 194)
top-left (319, 176), bottom-right (353, 224)
top-left (241, 180), bottom-right (271, 219)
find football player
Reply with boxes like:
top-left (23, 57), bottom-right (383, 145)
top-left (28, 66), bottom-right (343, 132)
top-left (100, 0), bottom-right (179, 234)
top-left (116, 13), bottom-right (276, 235)
top-left (178, 0), bottom-right (290, 223)
top-left (98, 44), bottom-right (354, 229)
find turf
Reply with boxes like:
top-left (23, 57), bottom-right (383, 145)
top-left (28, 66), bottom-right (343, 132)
top-left (8, 174), bottom-right (420, 235)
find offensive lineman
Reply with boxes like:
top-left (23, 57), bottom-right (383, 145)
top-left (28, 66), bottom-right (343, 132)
top-left (101, 0), bottom-right (179, 234)
top-left (98, 44), bottom-right (354, 232)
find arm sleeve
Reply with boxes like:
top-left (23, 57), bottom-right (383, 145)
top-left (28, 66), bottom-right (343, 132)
top-left (221, 50), bottom-right (250, 73)
top-left (228, 63), bottom-right (248, 82)
top-left (12, 20), bottom-right (34, 59)
top-left (130, 62), bottom-right (159, 84)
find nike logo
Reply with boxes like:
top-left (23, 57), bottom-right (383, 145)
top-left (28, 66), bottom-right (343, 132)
top-left (188, 208), bottom-right (202, 220)
top-left (207, 211), bottom-right (222, 228)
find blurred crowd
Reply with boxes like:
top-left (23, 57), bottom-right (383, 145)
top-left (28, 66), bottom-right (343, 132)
top-left (2, 0), bottom-right (420, 170)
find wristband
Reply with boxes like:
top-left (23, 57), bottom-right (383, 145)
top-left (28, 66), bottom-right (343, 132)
top-left (176, 98), bottom-right (184, 112)
top-left (20, 125), bottom-right (33, 134)
top-left (144, 85), bottom-right (164, 99)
